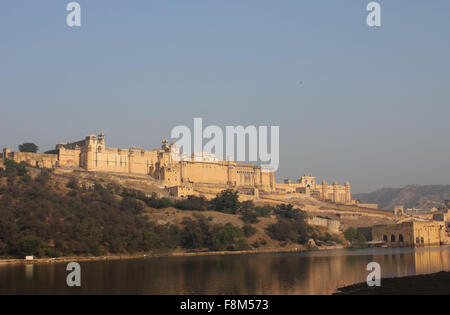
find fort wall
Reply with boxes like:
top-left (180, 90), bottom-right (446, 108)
top-left (1, 133), bottom-right (277, 192)
top-left (8, 152), bottom-right (58, 169)
top-left (0, 133), bottom-right (342, 198)
top-left (277, 175), bottom-right (351, 204)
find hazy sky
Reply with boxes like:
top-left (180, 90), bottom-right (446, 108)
top-left (1, 1), bottom-right (449, 193)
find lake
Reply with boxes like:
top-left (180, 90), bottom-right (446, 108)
top-left (1, 246), bottom-right (449, 294)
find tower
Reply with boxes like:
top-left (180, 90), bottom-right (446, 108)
top-left (345, 181), bottom-right (351, 204)
top-left (84, 134), bottom-right (98, 170)
top-left (2, 148), bottom-right (11, 159)
top-left (322, 180), bottom-right (328, 200)
top-left (97, 132), bottom-right (106, 152)
top-left (333, 181), bottom-right (339, 203)
top-left (394, 205), bottom-right (404, 216)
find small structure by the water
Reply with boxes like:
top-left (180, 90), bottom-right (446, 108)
top-left (371, 221), bottom-right (446, 247)
top-left (307, 216), bottom-right (341, 234)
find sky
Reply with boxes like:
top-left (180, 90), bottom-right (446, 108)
top-left (1, 0), bottom-right (449, 193)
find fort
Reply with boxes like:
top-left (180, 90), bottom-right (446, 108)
top-left (1, 132), bottom-right (353, 203)
top-left (277, 175), bottom-right (351, 204)
top-left (2, 133), bottom-right (450, 250)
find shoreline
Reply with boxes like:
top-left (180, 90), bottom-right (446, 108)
top-left (3, 244), bottom-right (447, 266)
top-left (334, 271), bottom-right (450, 295)
top-left (0, 244), bottom-right (345, 265)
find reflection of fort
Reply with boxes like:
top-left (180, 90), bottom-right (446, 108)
top-left (371, 246), bottom-right (450, 278)
top-left (146, 247), bottom-right (450, 295)
top-left (1, 247), bottom-right (449, 294)
top-left (413, 247), bottom-right (450, 275)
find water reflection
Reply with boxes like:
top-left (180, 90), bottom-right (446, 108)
top-left (24, 265), bottom-right (34, 280)
top-left (0, 246), bottom-right (449, 295)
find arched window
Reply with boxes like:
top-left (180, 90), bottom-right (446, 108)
top-left (399, 234), bottom-right (404, 242)
top-left (383, 235), bottom-right (388, 242)
top-left (391, 234), bottom-right (396, 243)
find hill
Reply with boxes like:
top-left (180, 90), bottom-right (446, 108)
top-left (0, 161), bottom-right (343, 259)
top-left (353, 185), bottom-right (450, 210)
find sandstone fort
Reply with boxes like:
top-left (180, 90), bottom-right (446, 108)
top-left (1, 132), bottom-right (352, 203)
top-left (1, 132), bottom-right (449, 247)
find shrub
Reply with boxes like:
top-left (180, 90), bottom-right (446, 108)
top-left (212, 189), bottom-right (240, 214)
top-left (240, 209), bottom-right (259, 224)
top-left (254, 205), bottom-right (273, 217)
top-left (3, 159), bottom-right (28, 178)
top-left (180, 217), bottom-right (212, 249)
top-left (266, 205), bottom-right (309, 244)
top-left (351, 233), bottom-right (368, 249)
top-left (343, 227), bottom-right (358, 241)
top-left (266, 219), bottom-right (293, 242)
top-left (120, 196), bottom-right (145, 214)
top-left (66, 178), bottom-right (79, 190)
top-left (144, 193), bottom-right (173, 209)
top-left (174, 195), bottom-right (211, 211)
top-left (243, 224), bottom-right (257, 237)
top-left (19, 235), bottom-right (44, 257)
top-left (212, 223), bottom-right (249, 251)
top-left (35, 170), bottom-right (50, 185)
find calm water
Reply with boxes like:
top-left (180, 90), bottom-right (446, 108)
top-left (1, 246), bottom-right (449, 295)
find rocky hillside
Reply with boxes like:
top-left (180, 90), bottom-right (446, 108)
top-left (0, 161), bottom-right (345, 259)
top-left (353, 185), bottom-right (450, 210)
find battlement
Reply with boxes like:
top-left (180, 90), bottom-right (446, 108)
top-left (277, 174), bottom-right (352, 204)
top-left (2, 133), bottom-right (353, 199)
top-left (2, 133), bottom-right (276, 192)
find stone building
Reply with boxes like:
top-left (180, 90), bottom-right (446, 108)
top-left (168, 184), bottom-right (194, 198)
top-left (394, 205), bottom-right (405, 216)
top-left (2, 133), bottom-right (276, 192)
top-left (1, 133), bottom-right (356, 200)
top-left (433, 210), bottom-right (449, 228)
top-left (372, 221), bottom-right (444, 247)
top-left (1, 148), bottom-right (57, 169)
top-left (307, 216), bottom-right (341, 234)
top-left (277, 174), bottom-right (352, 204)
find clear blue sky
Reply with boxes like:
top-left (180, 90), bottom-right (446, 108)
top-left (1, 1), bottom-right (449, 193)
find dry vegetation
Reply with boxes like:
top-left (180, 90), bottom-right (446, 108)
top-left (0, 161), bottom-right (345, 259)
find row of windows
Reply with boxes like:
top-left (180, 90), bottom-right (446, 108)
top-left (189, 164), bottom-right (221, 169)
top-left (382, 234), bottom-right (427, 244)
top-left (383, 234), bottom-right (405, 243)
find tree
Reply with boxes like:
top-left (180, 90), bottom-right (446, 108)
top-left (353, 233), bottom-right (368, 249)
top-left (66, 177), bottom-right (79, 190)
top-left (4, 159), bottom-right (28, 177)
top-left (18, 143), bottom-right (39, 153)
top-left (212, 223), bottom-right (249, 251)
top-left (240, 208), bottom-right (259, 224)
top-left (212, 189), bottom-right (240, 214)
top-left (343, 227), bottom-right (358, 241)
top-left (19, 235), bottom-right (43, 257)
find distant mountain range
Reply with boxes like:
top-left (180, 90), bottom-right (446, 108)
top-left (353, 185), bottom-right (450, 210)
